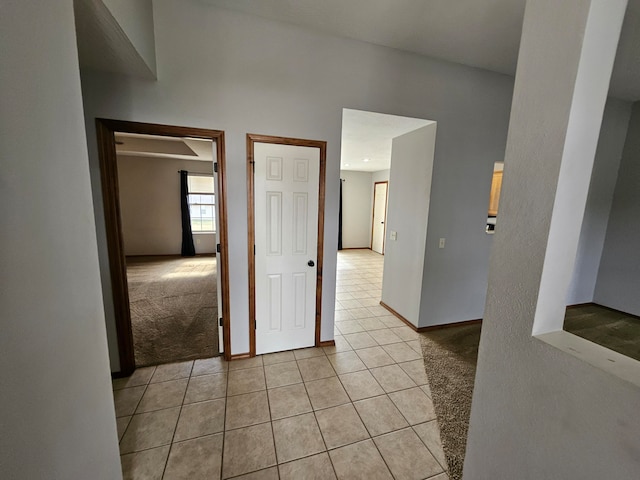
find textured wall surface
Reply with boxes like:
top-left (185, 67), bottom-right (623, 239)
top-left (465, 1), bottom-right (640, 479)
top-left (0, 1), bottom-right (121, 477)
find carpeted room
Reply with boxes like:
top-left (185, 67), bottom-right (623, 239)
top-left (116, 133), bottom-right (221, 366)
top-left (418, 305), bottom-right (640, 480)
top-left (126, 255), bottom-right (218, 366)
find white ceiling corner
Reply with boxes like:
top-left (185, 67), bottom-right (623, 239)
top-left (340, 109), bottom-right (434, 172)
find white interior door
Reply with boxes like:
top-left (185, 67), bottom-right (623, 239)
top-left (371, 182), bottom-right (388, 254)
top-left (254, 142), bottom-right (320, 355)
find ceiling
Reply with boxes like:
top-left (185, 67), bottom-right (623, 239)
top-left (341, 109), bottom-right (434, 172)
top-left (202, 0), bottom-right (640, 101)
top-left (115, 133), bottom-right (214, 161)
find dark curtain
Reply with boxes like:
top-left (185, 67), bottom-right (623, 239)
top-left (338, 179), bottom-right (343, 250)
top-left (180, 170), bottom-right (196, 257)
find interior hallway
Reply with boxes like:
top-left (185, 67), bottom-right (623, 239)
top-left (113, 249), bottom-right (449, 479)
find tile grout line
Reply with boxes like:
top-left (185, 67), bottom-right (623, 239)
top-left (218, 361), bottom-right (231, 479)
top-left (261, 362), bottom-right (281, 479)
top-left (298, 352), bottom-right (340, 479)
top-left (160, 360), bottom-right (195, 479)
top-left (116, 365), bottom-right (156, 455)
top-left (411, 423), bottom-right (449, 475)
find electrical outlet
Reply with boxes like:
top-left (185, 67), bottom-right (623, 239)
top-left (439, 238), bottom-right (446, 249)
top-left (196, 238), bottom-right (201, 245)
top-left (390, 231), bottom-right (397, 241)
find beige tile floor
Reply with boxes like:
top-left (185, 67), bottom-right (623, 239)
top-left (113, 249), bottom-right (449, 479)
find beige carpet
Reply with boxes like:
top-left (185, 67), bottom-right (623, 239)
top-left (419, 324), bottom-right (481, 480)
top-left (126, 255), bottom-right (219, 367)
top-left (418, 304), bottom-right (640, 480)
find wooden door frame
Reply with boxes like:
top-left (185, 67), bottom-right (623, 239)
top-left (246, 133), bottom-right (327, 357)
top-left (96, 119), bottom-right (232, 375)
top-left (371, 181), bottom-right (389, 253)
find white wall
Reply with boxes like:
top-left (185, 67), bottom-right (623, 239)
top-left (118, 155), bottom-right (215, 255)
top-left (417, 95), bottom-right (632, 327)
top-left (340, 170), bottom-right (373, 248)
top-left (0, 1), bottom-right (121, 477)
top-left (79, 0), bottom-right (515, 364)
top-left (102, 0), bottom-right (156, 74)
top-left (595, 101), bottom-right (640, 315)
top-left (382, 125), bottom-right (437, 325)
top-left (372, 169), bottom-right (390, 184)
top-left (567, 98), bottom-right (632, 304)
top-left (339, 169), bottom-right (391, 250)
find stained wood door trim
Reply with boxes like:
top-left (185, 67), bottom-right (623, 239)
top-left (96, 119), bottom-right (232, 375)
top-left (247, 133), bottom-right (327, 357)
top-left (370, 181), bottom-right (389, 253)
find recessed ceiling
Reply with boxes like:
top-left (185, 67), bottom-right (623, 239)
top-left (115, 133), bottom-right (214, 161)
top-left (341, 109), bottom-right (434, 172)
top-left (202, 0), bottom-right (640, 101)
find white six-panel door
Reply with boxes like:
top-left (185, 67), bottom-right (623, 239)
top-left (371, 182), bottom-right (388, 254)
top-left (254, 142), bottom-right (320, 355)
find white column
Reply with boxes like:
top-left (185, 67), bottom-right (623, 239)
top-left (532, 0), bottom-right (631, 335)
top-left (0, 1), bottom-right (121, 478)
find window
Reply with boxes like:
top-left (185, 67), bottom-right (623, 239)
top-left (188, 174), bottom-right (215, 232)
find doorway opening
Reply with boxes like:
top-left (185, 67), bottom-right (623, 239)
top-left (246, 133), bottom-right (327, 357)
top-left (338, 108), bottom-right (434, 301)
top-left (96, 119), bottom-right (231, 376)
top-left (371, 181), bottom-right (388, 254)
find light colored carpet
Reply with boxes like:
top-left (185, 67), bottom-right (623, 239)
top-left (126, 255), bottom-right (219, 367)
top-left (418, 304), bottom-right (639, 480)
top-left (419, 324), bottom-right (480, 480)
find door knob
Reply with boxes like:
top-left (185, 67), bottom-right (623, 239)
top-left (308, 260), bottom-right (315, 267)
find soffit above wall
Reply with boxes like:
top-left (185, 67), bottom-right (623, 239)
top-left (202, 0), bottom-right (640, 101)
top-left (73, 0), bottom-right (156, 79)
top-left (115, 133), bottom-right (214, 161)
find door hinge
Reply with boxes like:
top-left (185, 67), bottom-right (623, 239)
top-left (214, 162), bottom-right (218, 173)
top-left (216, 243), bottom-right (221, 253)
top-left (254, 245), bottom-right (256, 255)
top-left (254, 319), bottom-right (257, 329)
top-left (219, 317), bottom-right (223, 327)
